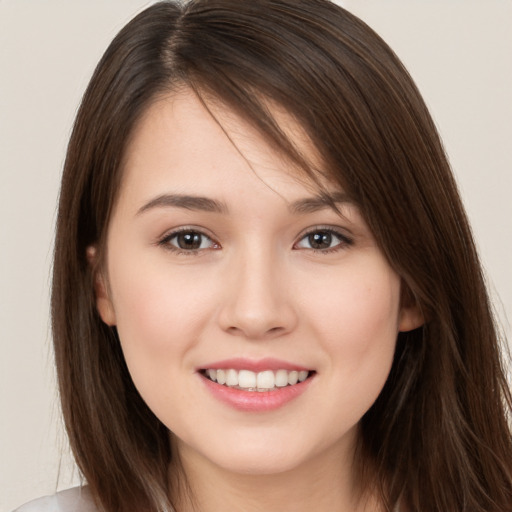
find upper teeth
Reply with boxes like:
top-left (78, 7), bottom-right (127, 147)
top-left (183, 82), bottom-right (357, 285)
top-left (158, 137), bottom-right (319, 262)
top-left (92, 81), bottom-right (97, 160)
top-left (206, 369), bottom-right (309, 391)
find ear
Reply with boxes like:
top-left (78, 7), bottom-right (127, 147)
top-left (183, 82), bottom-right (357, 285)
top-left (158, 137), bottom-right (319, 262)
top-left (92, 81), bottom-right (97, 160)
top-left (398, 304), bottom-right (424, 332)
top-left (398, 284), bottom-right (424, 332)
top-left (86, 246), bottom-right (116, 326)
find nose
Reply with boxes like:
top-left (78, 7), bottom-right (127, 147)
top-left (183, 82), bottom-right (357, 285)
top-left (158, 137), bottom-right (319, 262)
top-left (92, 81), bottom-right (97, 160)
top-left (217, 248), bottom-right (298, 340)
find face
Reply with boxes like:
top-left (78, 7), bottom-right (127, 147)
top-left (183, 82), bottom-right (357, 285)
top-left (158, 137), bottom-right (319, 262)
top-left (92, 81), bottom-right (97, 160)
top-left (94, 89), bottom-right (421, 479)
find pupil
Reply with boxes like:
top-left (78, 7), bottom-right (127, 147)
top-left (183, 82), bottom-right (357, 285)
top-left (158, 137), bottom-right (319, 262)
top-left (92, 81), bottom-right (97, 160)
top-left (309, 231), bottom-right (332, 249)
top-left (177, 232), bottom-right (201, 250)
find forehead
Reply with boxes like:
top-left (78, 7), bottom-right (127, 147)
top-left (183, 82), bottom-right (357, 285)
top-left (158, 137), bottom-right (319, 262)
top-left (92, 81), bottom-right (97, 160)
top-left (118, 88), bottom-right (339, 207)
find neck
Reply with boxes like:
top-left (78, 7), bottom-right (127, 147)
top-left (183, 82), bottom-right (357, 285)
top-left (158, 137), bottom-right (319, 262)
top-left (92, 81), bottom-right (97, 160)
top-left (170, 435), bottom-right (382, 512)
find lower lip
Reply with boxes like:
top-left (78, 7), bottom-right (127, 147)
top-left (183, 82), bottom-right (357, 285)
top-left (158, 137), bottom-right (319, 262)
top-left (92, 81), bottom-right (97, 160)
top-left (200, 373), bottom-right (313, 412)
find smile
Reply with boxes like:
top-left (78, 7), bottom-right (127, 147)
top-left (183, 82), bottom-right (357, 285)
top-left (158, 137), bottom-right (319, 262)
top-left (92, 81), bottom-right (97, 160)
top-left (203, 368), bottom-right (310, 391)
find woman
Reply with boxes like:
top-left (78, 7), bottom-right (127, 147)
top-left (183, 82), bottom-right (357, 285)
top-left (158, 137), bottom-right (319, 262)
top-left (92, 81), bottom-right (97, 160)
top-left (15, 0), bottom-right (512, 511)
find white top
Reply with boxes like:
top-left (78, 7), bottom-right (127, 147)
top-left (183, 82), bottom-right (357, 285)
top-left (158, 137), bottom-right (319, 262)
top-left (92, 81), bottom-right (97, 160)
top-left (13, 486), bottom-right (402, 511)
top-left (12, 487), bottom-right (97, 512)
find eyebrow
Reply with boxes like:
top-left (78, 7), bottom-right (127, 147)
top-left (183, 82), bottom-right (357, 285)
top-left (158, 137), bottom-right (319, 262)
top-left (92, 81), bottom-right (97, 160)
top-left (136, 194), bottom-right (228, 215)
top-left (289, 192), bottom-right (352, 213)
top-left (136, 191), bottom-right (351, 216)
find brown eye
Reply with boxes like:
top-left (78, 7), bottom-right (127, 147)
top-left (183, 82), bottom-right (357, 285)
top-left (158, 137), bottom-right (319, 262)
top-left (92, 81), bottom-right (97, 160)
top-left (295, 228), bottom-right (352, 252)
top-left (308, 231), bottom-right (333, 250)
top-left (160, 230), bottom-right (217, 252)
top-left (175, 232), bottom-right (204, 250)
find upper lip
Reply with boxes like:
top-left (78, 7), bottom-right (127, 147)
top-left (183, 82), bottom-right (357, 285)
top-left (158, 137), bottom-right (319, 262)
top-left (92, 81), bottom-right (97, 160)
top-left (198, 357), bottom-right (311, 373)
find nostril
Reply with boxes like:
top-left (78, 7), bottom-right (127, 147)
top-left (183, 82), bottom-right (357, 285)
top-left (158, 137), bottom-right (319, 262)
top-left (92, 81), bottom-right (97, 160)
top-left (225, 325), bottom-right (284, 337)
top-left (267, 326), bottom-right (284, 334)
top-left (217, 293), bottom-right (298, 339)
top-left (226, 326), bottom-right (243, 335)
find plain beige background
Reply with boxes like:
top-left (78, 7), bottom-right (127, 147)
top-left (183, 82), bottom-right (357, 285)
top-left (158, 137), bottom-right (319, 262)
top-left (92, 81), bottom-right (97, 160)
top-left (1, 1), bottom-right (511, 510)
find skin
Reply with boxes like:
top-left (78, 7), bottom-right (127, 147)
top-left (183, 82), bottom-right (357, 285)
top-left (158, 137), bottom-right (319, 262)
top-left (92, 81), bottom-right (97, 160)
top-left (92, 89), bottom-right (422, 512)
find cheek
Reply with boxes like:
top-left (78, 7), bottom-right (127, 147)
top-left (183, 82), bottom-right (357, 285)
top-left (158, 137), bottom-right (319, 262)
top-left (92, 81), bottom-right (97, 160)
top-left (307, 263), bottom-right (401, 404)
top-left (343, 280), bottom-right (400, 348)
top-left (107, 266), bottom-right (204, 414)
top-left (109, 258), bottom-right (211, 349)
top-left (114, 275), bottom-right (177, 349)
top-left (105, 261), bottom-right (201, 397)
top-left (310, 262), bottom-right (400, 339)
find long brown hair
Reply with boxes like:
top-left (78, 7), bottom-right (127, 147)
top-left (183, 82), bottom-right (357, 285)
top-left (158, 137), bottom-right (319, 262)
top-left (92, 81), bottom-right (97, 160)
top-left (52, 1), bottom-right (512, 510)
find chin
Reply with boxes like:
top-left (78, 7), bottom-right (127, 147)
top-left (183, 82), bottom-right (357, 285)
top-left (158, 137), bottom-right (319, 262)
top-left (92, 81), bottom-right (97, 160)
top-left (214, 450), bottom-right (310, 477)
top-left (174, 430), bottom-right (314, 477)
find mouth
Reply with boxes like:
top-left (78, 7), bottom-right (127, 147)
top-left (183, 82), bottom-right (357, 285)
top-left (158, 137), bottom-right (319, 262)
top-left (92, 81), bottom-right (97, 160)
top-left (200, 368), bottom-right (313, 392)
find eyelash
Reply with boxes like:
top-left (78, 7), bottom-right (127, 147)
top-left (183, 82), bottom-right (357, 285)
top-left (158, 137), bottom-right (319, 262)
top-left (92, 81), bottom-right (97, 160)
top-left (294, 226), bottom-right (353, 254)
top-left (157, 227), bottom-right (219, 256)
top-left (157, 226), bottom-right (353, 255)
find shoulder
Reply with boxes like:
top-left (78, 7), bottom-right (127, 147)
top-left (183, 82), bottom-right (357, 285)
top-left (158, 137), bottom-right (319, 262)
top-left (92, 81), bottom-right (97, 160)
top-left (12, 487), bottom-right (97, 512)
